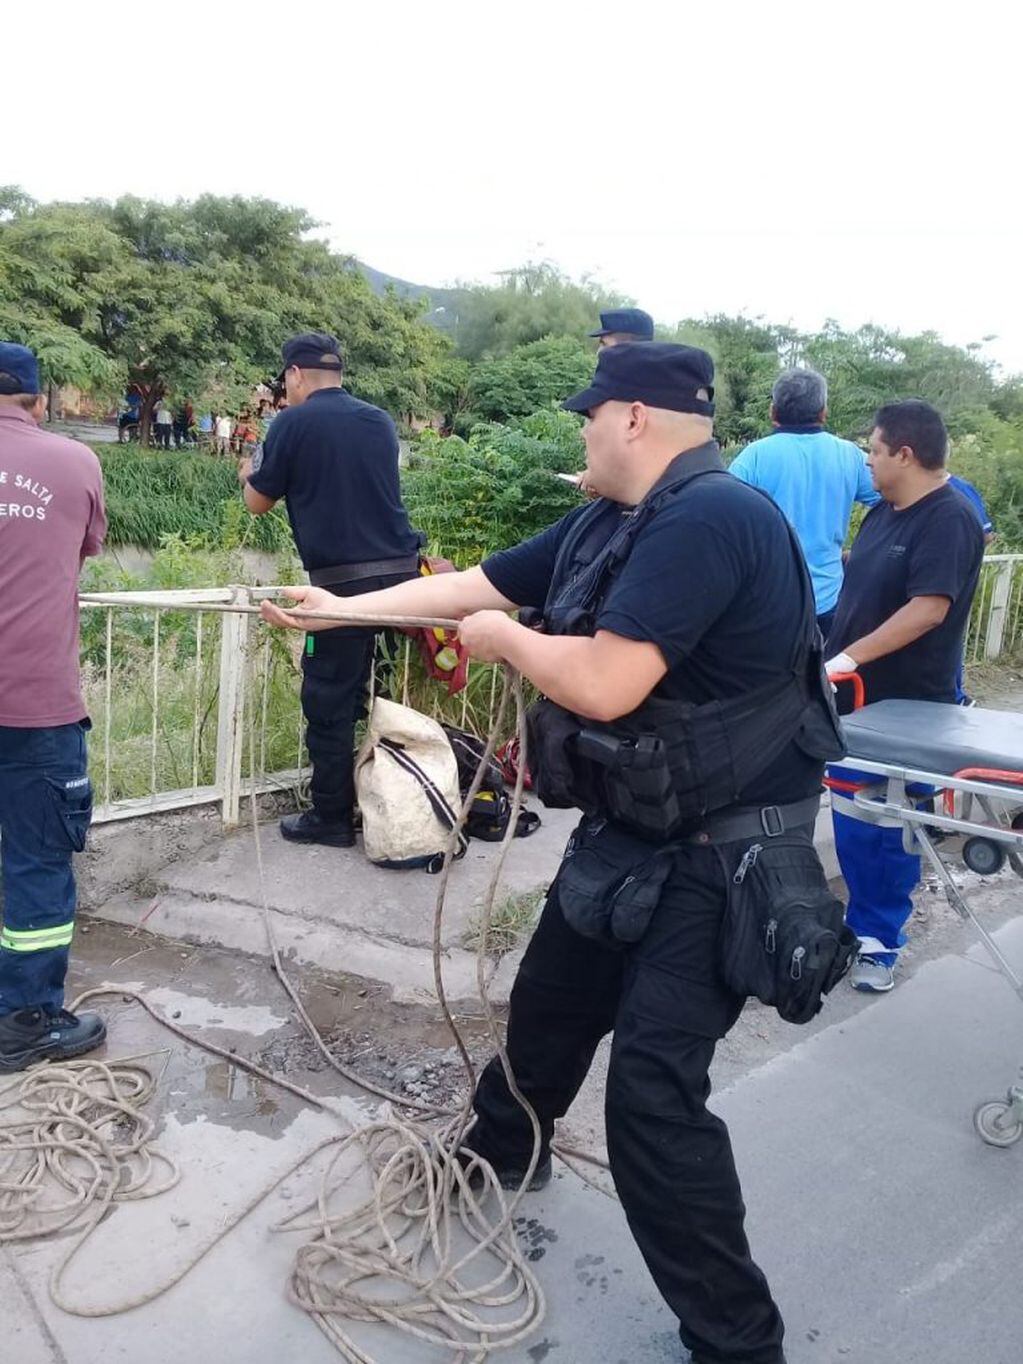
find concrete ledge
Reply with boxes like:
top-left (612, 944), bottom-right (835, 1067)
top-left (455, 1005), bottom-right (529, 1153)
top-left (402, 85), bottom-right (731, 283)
top-left (95, 889), bottom-right (489, 1005)
top-left (83, 796), bottom-right (840, 1002)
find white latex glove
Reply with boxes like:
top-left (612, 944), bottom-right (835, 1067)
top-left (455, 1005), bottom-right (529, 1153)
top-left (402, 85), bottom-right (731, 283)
top-left (825, 651), bottom-right (858, 677)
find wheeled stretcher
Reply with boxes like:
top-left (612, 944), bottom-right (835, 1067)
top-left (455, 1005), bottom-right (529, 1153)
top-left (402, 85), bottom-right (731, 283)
top-left (833, 698), bottom-right (1023, 1148)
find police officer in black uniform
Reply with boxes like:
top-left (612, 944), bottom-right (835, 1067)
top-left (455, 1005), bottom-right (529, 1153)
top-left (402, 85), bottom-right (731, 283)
top-left (242, 332), bottom-right (422, 847)
top-left (260, 343), bottom-right (842, 1364)
top-left (589, 306), bottom-right (655, 348)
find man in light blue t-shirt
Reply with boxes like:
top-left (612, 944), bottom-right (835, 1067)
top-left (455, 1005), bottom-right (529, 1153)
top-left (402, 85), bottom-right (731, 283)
top-left (729, 369), bottom-right (880, 636)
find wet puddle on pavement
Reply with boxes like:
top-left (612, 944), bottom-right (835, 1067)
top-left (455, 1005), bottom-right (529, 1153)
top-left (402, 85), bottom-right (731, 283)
top-left (159, 1048), bottom-right (296, 1137)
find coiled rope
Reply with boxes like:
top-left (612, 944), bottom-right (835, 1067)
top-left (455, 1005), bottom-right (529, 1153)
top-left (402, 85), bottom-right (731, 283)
top-left (0, 599), bottom-right (615, 1361)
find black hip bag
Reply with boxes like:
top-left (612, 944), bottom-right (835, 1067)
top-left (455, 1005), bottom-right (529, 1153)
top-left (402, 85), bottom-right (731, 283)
top-left (717, 830), bottom-right (858, 1025)
top-left (555, 817), bottom-right (680, 951)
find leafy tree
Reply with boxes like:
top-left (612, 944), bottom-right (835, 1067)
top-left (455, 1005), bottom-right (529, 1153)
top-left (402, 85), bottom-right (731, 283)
top-left (403, 409), bottom-right (585, 565)
top-left (801, 323), bottom-right (996, 436)
top-left (452, 262), bottom-right (628, 361)
top-left (6, 187), bottom-right (1023, 550)
top-left (427, 354), bottom-right (474, 431)
top-left (947, 409), bottom-right (1023, 547)
top-left (695, 315), bottom-right (791, 447)
top-left (0, 191), bottom-right (452, 442)
top-left (463, 336), bottom-right (596, 428)
top-left (0, 193), bottom-right (127, 397)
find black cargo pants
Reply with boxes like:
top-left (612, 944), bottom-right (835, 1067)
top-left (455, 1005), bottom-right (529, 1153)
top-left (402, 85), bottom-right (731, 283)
top-left (472, 827), bottom-right (790, 1364)
top-left (300, 571), bottom-right (417, 822)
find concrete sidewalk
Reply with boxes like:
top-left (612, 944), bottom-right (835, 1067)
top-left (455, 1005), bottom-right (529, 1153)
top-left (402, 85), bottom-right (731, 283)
top-left (492, 919), bottom-right (1023, 1364)
top-left (87, 800), bottom-right (838, 1005)
top-left (5, 908), bottom-right (1021, 1364)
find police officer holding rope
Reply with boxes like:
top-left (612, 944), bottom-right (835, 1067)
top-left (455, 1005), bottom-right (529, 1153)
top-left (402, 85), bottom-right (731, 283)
top-left (242, 332), bottom-right (422, 848)
top-left (261, 343), bottom-right (845, 1364)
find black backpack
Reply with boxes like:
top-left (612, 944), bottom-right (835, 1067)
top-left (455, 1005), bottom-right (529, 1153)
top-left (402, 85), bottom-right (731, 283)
top-left (442, 726), bottom-right (541, 843)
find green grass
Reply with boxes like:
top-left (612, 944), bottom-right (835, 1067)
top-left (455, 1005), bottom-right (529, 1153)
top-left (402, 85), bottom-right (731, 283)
top-left (84, 625), bottom-right (521, 807)
top-left (82, 612), bottom-right (309, 805)
top-left (92, 443), bottom-right (294, 553)
top-left (80, 539), bottom-right (523, 805)
top-left (463, 888), bottom-right (545, 956)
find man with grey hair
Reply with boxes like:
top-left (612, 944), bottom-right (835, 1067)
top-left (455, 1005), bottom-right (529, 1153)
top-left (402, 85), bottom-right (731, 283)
top-left (730, 368), bottom-right (879, 635)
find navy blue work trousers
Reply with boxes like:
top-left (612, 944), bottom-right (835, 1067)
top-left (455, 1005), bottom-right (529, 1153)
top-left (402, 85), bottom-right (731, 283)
top-left (0, 721), bottom-right (92, 1015)
top-left (300, 571), bottom-right (418, 822)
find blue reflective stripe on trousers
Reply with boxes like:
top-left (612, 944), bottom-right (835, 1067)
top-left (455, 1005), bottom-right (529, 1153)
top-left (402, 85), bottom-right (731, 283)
top-left (0, 721), bottom-right (91, 1016)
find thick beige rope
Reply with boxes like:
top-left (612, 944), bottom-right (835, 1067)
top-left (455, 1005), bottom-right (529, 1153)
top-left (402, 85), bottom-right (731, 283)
top-left (0, 610), bottom-right (565, 1360)
top-left (251, 662), bottom-right (547, 1359)
top-left (79, 592), bottom-right (461, 633)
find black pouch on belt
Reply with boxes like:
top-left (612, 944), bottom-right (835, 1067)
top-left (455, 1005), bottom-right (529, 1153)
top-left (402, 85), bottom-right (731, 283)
top-left (556, 818), bottom-right (677, 950)
top-left (718, 831), bottom-right (859, 1024)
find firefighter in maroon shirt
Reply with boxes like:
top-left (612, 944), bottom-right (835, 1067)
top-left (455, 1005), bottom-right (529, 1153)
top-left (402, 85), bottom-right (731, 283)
top-left (0, 343), bottom-right (107, 1070)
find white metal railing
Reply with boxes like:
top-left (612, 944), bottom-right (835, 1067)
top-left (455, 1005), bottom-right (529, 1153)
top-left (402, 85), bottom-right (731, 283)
top-left (78, 585), bottom-right (507, 828)
top-left (965, 555), bottom-right (1023, 664)
top-left (79, 558), bottom-right (1023, 829)
top-left (80, 586), bottom-right (311, 827)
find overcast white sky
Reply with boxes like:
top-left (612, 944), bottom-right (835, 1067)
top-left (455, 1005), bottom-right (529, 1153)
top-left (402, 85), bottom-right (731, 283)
top-left (6, 1), bottom-right (1022, 371)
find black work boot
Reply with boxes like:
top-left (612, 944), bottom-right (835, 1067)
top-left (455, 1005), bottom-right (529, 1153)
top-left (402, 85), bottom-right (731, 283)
top-left (492, 1156), bottom-right (552, 1192)
top-left (0, 1008), bottom-right (107, 1072)
top-left (279, 809), bottom-right (356, 848)
top-left (457, 1144), bottom-right (553, 1192)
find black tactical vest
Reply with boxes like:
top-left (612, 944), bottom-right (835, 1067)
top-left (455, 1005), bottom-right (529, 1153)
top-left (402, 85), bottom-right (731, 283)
top-left (525, 443), bottom-right (845, 841)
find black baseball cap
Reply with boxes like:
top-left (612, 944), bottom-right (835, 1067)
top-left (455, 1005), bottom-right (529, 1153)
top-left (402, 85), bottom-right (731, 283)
top-left (563, 342), bottom-right (715, 417)
top-left (276, 332), bottom-right (344, 382)
top-left (0, 342), bottom-right (41, 395)
top-left (588, 308), bottom-right (655, 341)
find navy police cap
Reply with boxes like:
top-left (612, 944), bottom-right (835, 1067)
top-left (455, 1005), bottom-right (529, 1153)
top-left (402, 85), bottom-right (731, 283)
top-left (563, 342), bottom-right (715, 417)
top-left (587, 308), bottom-right (655, 340)
top-left (276, 332), bottom-right (344, 382)
top-left (0, 342), bottom-right (41, 395)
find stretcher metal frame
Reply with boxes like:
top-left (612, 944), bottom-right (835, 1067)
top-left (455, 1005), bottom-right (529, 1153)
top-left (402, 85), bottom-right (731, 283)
top-left (833, 731), bottom-right (1023, 1148)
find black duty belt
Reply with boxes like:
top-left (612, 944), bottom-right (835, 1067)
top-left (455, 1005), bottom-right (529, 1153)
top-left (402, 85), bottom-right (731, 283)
top-left (309, 555), bottom-right (420, 588)
top-left (685, 792), bottom-right (822, 846)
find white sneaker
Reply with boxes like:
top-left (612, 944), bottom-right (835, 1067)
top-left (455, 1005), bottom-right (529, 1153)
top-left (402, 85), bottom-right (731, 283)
top-left (850, 955), bottom-right (895, 992)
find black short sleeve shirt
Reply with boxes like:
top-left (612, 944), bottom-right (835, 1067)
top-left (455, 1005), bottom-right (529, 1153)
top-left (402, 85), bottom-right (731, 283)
top-left (483, 460), bottom-right (824, 804)
top-left (247, 388), bottom-right (419, 571)
top-left (826, 484), bottom-right (984, 704)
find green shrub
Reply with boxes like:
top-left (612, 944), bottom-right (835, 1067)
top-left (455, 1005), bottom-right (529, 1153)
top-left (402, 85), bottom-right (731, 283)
top-left (463, 336), bottom-right (597, 427)
top-left (403, 410), bottom-right (585, 566)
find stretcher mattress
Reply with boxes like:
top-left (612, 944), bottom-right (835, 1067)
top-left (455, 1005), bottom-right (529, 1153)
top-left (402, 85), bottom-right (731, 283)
top-left (841, 700), bottom-right (1023, 779)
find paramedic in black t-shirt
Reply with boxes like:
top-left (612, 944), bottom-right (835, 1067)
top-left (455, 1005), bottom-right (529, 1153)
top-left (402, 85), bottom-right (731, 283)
top-left (241, 333), bottom-right (421, 848)
top-left (260, 343), bottom-right (841, 1364)
top-left (824, 400), bottom-right (984, 993)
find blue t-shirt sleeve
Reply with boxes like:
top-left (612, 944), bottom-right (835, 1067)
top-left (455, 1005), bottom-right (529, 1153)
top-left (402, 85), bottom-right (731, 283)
top-left (482, 511), bottom-right (583, 609)
top-left (955, 480), bottom-right (994, 533)
top-left (854, 450), bottom-right (882, 506)
top-left (247, 418), bottom-right (289, 500)
top-left (966, 485), bottom-right (994, 533)
top-left (597, 514), bottom-right (743, 667)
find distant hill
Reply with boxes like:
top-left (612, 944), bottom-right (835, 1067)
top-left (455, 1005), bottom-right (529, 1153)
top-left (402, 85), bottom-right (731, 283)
top-left (357, 262), bottom-right (462, 331)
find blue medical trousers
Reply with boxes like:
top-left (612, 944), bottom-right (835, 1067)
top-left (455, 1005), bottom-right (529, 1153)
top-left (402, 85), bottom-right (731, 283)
top-left (830, 765), bottom-right (922, 967)
top-left (0, 721), bottom-right (92, 1016)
